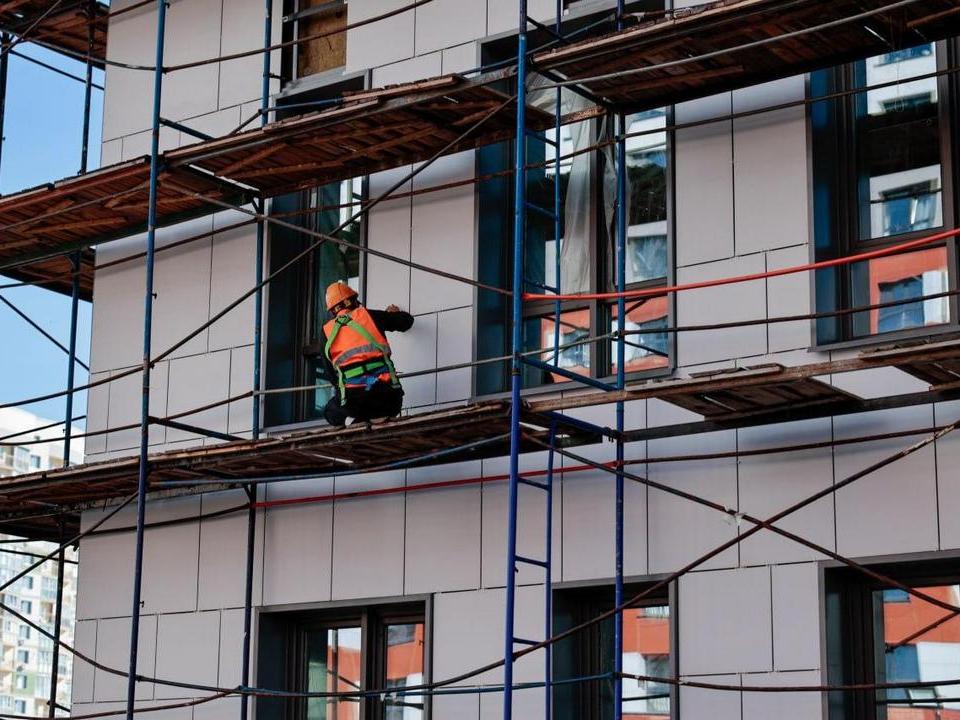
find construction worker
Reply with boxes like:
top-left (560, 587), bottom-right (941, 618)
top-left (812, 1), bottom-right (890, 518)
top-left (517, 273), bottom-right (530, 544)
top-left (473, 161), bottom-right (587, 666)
top-left (320, 281), bottom-right (414, 427)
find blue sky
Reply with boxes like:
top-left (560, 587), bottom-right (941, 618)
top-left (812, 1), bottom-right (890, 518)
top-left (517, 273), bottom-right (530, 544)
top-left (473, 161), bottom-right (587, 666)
top-left (0, 45), bottom-right (103, 425)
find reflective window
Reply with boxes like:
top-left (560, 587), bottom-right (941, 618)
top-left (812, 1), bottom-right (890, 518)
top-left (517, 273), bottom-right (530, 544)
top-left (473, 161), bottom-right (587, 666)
top-left (621, 605), bottom-right (671, 718)
top-left (383, 623), bottom-right (425, 719)
top-left (305, 626), bottom-right (362, 720)
top-left (850, 246), bottom-right (950, 337)
top-left (265, 78), bottom-right (368, 427)
top-left (826, 562), bottom-right (960, 719)
top-left (257, 606), bottom-right (426, 720)
top-left (856, 46), bottom-right (942, 241)
top-left (610, 298), bottom-right (670, 375)
top-left (554, 584), bottom-right (672, 720)
top-left (812, 43), bottom-right (954, 344)
top-left (873, 585), bottom-right (960, 717)
top-left (476, 22), bottom-right (672, 394)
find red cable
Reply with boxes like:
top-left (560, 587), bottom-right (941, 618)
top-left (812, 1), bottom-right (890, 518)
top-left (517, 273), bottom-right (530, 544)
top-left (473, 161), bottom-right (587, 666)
top-left (524, 227), bottom-right (960, 302)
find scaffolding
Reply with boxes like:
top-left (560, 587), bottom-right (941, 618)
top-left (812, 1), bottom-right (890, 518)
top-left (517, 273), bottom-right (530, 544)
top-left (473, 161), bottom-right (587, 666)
top-left (1, 0), bottom-right (960, 719)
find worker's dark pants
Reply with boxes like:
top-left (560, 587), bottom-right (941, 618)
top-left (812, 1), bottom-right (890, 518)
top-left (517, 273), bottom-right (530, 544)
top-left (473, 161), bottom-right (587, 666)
top-left (323, 381), bottom-right (404, 427)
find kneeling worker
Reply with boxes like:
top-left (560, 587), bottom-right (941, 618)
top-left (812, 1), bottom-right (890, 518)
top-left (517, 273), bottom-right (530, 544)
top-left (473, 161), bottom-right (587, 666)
top-left (321, 281), bottom-right (414, 427)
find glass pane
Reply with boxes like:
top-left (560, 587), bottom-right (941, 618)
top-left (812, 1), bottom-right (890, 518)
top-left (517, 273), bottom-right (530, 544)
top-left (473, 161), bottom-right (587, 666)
top-left (304, 177), bottom-right (363, 419)
top-left (311, 178), bottom-right (363, 340)
top-left (873, 585), bottom-right (960, 717)
top-left (305, 626), bottom-right (362, 720)
top-left (622, 604), bottom-right (671, 717)
top-left (383, 623), bottom-right (425, 720)
top-left (527, 81), bottom-right (594, 296)
top-left (625, 109), bottom-right (668, 284)
top-left (523, 308), bottom-right (592, 383)
top-left (857, 45), bottom-right (942, 240)
top-left (850, 246), bottom-right (950, 337)
top-left (610, 298), bottom-right (669, 374)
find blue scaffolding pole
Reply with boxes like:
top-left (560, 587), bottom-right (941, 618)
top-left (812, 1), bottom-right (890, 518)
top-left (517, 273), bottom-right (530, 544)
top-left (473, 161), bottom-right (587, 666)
top-left (126, 2), bottom-right (167, 719)
top-left (502, 0), bottom-right (529, 716)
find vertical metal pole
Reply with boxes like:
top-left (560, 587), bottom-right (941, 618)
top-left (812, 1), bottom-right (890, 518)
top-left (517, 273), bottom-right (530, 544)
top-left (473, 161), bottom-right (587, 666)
top-left (126, 3), bottom-right (167, 719)
top-left (240, 3), bottom-right (271, 719)
top-left (0, 33), bottom-right (11, 177)
top-left (49, 251), bottom-right (80, 718)
top-left (613, 7), bottom-right (627, 720)
top-left (503, 3), bottom-right (528, 718)
top-left (251, 0), bottom-right (271, 441)
top-left (79, 2), bottom-right (95, 174)
top-left (46, 542), bottom-right (66, 718)
top-left (543, 419), bottom-right (557, 720)
top-left (62, 252), bottom-right (81, 469)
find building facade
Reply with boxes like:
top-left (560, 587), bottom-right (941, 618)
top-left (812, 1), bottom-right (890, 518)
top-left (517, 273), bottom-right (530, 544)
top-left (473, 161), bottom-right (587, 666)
top-left (71, 1), bottom-right (960, 719)
top-left (0, 408), bottom-right (80, 717)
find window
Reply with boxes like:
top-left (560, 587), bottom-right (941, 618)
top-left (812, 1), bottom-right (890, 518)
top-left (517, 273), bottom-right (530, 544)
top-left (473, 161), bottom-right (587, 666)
top-left (554, 583), bottom-right (673, 719)
top-left (22, 577), bottom-right (32, 591)
top-left (20, 600), bottom-right (31, 614)
top-left (265, 75), bottom-right (368, 427)
top-left (812, 42), bottom-right (956, 344)
top-left (38, 651), bottom-right (51, 670)
top-left (18, 625), bottom-right (29, 640)
top-left (15, 650), bottom-right (28, 665)
top-left (281, 0), bottom-right (347, 84)
top-left (476, 10), bottom-right (671, 395)
top-left (14, 675), bottom-right (27, 691)
top-left (12, 448), bottom-right (28, 472)
top-left (826, 558), bottom-right (960, 719)
top-left (257, 602), bottom-right (427, 720)
top-left (28, 455), bottom-right (40, 470)
top-left (14, 700), bottom-right (25, 714)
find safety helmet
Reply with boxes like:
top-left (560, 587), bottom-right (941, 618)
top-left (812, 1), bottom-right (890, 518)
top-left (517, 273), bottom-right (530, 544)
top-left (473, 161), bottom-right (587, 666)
top-left (325, 281), bottom-right (358, 312)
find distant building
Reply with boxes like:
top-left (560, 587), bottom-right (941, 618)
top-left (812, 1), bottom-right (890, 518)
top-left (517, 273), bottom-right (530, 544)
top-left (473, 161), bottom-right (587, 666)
top-left (0, 408), bottom-right (81, 716)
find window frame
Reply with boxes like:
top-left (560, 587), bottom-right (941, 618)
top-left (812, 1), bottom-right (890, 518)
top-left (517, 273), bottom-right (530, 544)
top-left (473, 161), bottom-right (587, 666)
top-left (552, 579), bottom-right (677, 720)
top-left (824, 554), bottom-right (960, 720)
top-left (810, 39), bottom-right (960, 349)
top-left (473, 8), bottom-right (676, 399)
top-left (255, 597), bottom-right (432, 720)
top-left (263, 70), bottom-right (371, 431)
top-left (281, 0), bottom-right (348, 88)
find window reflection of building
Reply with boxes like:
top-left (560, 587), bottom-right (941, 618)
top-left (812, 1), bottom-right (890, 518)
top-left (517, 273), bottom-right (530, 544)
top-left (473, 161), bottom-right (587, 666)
top-left (878, 585), bottom-right (960, 719)
top-left (826, 562), bottom-right (960, 720)
top-left (475, 29), bottom-right (672, 394)
top-left (257, 606), bottom-right (425, 720)
top-left (813, 43), bottom-right (954, 343)
top-left (554, 585), bottom-right (672, 720)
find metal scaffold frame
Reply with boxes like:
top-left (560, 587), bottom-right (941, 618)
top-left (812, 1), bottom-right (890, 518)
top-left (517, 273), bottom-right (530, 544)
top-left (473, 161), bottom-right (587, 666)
top-left (6, 1), bottom-right (960, 720)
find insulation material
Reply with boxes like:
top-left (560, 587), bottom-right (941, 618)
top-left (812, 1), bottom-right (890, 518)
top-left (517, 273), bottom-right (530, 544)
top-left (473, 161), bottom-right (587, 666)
top-left (297, 0), bottom-right (348, 78)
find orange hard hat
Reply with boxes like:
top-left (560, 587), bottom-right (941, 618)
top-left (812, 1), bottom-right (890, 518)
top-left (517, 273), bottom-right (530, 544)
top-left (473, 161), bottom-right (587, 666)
top-left (325, 281), bottom-right (358, 312)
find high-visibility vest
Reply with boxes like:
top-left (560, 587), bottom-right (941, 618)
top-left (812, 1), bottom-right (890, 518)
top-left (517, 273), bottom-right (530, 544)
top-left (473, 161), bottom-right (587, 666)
top-left (323, 306), bottom-right (400, 402)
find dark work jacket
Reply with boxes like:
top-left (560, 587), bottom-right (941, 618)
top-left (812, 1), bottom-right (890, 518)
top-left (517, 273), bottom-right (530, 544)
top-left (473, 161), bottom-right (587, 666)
top-left (317, 307), bottom-right (414, 384)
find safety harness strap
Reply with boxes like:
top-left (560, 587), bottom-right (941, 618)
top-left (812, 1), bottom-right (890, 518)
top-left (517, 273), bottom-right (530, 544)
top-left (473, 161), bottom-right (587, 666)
top-left (325, 313), bottom-right (401, 402)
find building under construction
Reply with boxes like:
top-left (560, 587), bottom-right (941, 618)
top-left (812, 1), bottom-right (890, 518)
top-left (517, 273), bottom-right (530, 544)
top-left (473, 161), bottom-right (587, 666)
top-left (1, 0), bottom-right (960, 718)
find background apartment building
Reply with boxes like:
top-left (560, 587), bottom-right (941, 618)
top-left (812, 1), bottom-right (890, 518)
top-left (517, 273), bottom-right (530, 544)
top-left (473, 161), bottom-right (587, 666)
top-left (0, 408), bottom-right (80, 718)
top-left (0, 1), bottom-right (940, 720)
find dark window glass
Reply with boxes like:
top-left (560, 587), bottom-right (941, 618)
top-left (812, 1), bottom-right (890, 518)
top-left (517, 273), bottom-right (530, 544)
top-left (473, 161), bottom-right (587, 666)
top-left (257, 606), bottom-right (425, 720)
top-left (265, 79), bottom-right (367, 427)
top-left (475, 43), bottom-right (671, 394)
top-left (554, 584), bottom-right (672, 720)
top-left (812, 43), bottom-right (954, 344)
top-left (826, 560), bottom-right (960, 719)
